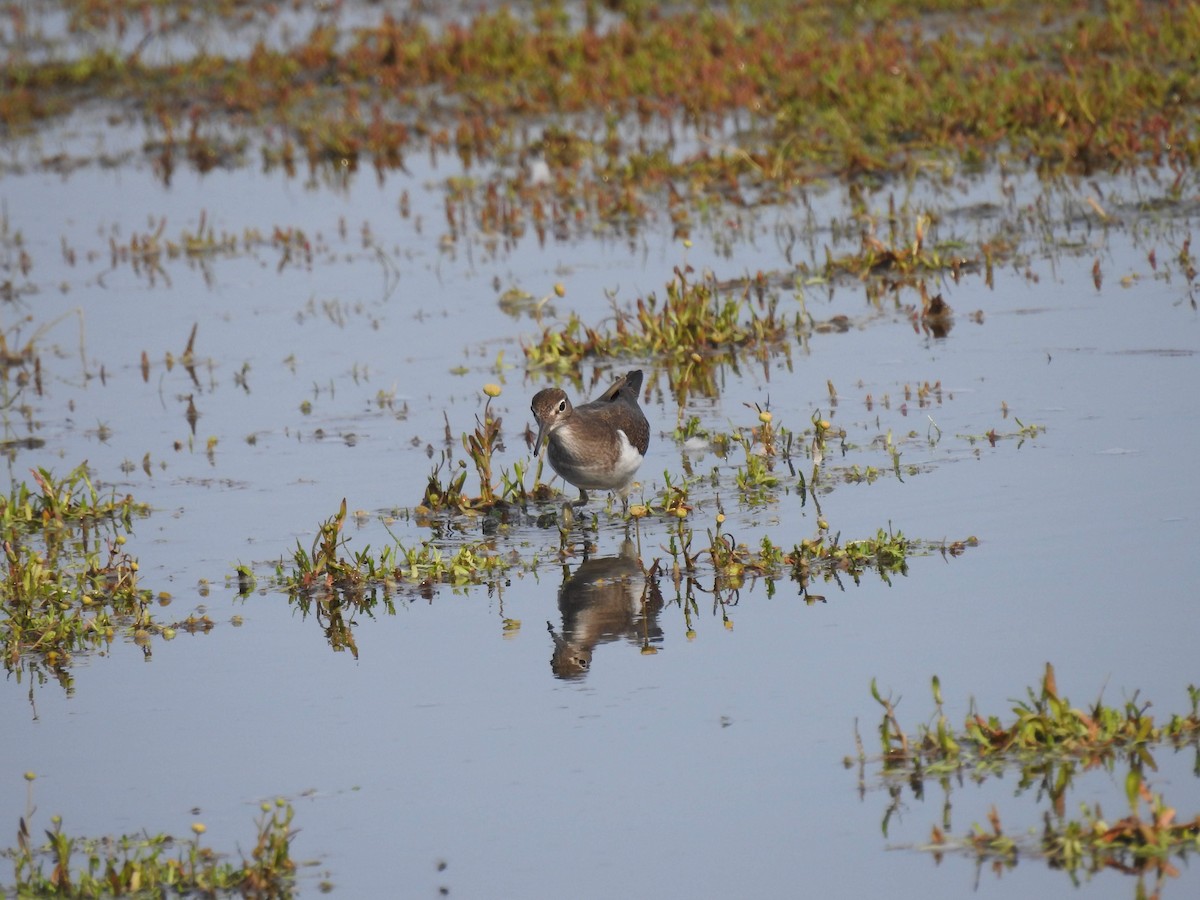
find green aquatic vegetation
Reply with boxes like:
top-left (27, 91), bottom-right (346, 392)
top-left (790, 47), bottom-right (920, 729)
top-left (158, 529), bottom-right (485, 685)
top-left (278, 501), bottom-right (535, 655)
top-left (419, 451), bottom-right (472, 515)
top-left (676, 406), bottom-right (802, 463)
top-left (635, 470), bottom-right (697, 521)
top-left (717, 407), bottom-right (803, 505)
top-left (280, 500), bottom-right (520, 597)
top-left (524, 267), bottom-right (797, 371)
top-left (281, 499), bottom-right (399, 597)
top-left (278, 503), bottom-right (395, 660)
top-left (865, 667), bottom-right (1200, 880)
top-left (419, 384), bottom-right (533, 515)
top-left (463, 384), bottom-right (503, 508)
top-left (679, 401), bottom-right (922, 509)
top-left (2, 776), bottom-right (296, 897)
top-left (788, 527), bottom-right (919, 590)
top-left (673, 415), bottom-right (708, 445)
top-left (733, 450), bottom-right (779, 505)
top-left (661, 522), bottom-right (967, 628)
top-left (0, 464), bottom-right (162, 674)
top-left (841, 464), bottom-right (882, 484)
top-left (0, 463), bottom-right (146, 531)
top-left (959, 417), bottom-right (1045, 448)
top-left (7, 1), bottom-right (1198, 192)
top-left (668, 516), bottom-right (972, 596)
top-left (819, 214), bottom-right (975, 283)
top-left (871, 665), bottom-right (1200, 775)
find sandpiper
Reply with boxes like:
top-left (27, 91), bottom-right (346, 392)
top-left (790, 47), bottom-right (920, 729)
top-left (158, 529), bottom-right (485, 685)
top-left (531, 369), bottom-right (650, 509)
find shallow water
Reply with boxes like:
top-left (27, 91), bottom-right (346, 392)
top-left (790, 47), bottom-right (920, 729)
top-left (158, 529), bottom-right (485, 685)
top-left (2, 21), bottom-right (1199, 900)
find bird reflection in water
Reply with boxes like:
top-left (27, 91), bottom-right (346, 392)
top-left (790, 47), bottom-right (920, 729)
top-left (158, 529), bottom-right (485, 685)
top-left (548, 539), bottom-right (663, 680)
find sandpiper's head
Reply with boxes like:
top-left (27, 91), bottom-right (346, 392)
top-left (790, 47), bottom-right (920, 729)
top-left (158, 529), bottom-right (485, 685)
top-left (548, 627), bottom-right (592, 680)
top-left (531, 387), bottom-right (571, 455)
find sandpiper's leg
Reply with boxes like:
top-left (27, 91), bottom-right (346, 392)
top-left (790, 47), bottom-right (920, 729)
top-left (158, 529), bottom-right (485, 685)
top-left (572, 489), bottom-right (590, 507)
top-left (625, 511), bottom-right (643, 560)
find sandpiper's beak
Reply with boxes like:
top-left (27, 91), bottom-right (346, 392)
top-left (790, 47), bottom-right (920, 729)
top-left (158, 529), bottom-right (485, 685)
top-left (534, 419), bottom-right (550, 456)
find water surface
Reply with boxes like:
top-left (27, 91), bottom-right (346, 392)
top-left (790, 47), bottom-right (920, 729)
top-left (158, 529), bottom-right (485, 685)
top-left (2, 9), bottom-right (1198, 899)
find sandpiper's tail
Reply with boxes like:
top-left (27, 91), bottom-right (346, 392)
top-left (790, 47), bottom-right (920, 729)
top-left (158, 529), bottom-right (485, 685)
top-left (596, 369), bottom-right (643, 406)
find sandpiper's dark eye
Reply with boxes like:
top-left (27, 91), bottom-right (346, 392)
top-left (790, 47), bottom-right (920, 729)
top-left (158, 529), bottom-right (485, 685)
top-left (557, 400), bottom-right (567, 412)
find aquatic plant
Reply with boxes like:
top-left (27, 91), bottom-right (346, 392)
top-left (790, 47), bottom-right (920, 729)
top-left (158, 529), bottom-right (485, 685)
top-left (862, 666), bottom-right (1200, 883)
top-left (5, 1), bottom-right (1197, 185)
top-left (280, 501), bottom-right (523, 597)
top-left (871, 664), bottom-right (1200, 772)
top-left (959, 417), bottom-right (1045, 448)
top-left (277, 500), bottom-right (537, 654)
top-left (662, 513), bottom-right (971, 598)
top-left (0, 463), bottom-right (144, 530)
top-left (524, 266), bottom-right (795, 371)
top-left (464, 383), bottom-right (504, 507)
top-left (419, 385), bottom-right (532, 514)
top-left (2, 775), bottom-right (296, 897)
top-left (0, 464), bottom-right (160, 678)
top-left (823, 214), bottom-right (972, 282)
top-left (282, 499), bottom-right (392, 596)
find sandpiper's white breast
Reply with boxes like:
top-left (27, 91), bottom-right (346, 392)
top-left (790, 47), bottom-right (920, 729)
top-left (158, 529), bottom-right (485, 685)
top-left (608, 429), bottom-right (644, 486)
